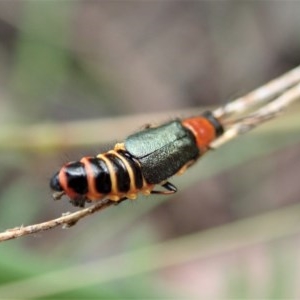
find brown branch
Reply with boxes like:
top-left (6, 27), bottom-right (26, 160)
top-left (213, 65), bottom-right (300, 118)
top-left (0, 199), bottom-right (107, 241)
top-left (0, 66), bottom-right (300, 242)
top-left (212, 81), bottom-right (300, 148)
top-left (0, 199), bottom-right (125, 242)
top-left (1, 65), bottom-right (299, 152)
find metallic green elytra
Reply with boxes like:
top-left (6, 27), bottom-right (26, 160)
top-left (125, 120), bottom-right (199, 184)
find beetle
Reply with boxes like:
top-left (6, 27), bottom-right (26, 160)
top-left (50, 111), bottom-right (224, 207)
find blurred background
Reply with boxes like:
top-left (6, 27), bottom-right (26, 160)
top-left (0, 0), bottom-right (300, 298)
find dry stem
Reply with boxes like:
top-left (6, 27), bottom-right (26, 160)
top-left (212, 81), bottom-right (300, 148)
top-left (213, 65), bottom-right (300, 118)
top-left (0, 66), bottom-right (300, 242)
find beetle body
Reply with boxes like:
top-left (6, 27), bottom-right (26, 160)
top-left (50, 111), bottom-right (224, 207)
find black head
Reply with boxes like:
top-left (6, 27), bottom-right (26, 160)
top-left (50, 171), bottom-right (63, 192)
top-left (50, 161), bottom-right (88, 205)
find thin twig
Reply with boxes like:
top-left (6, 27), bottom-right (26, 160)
top-left (0, 199), bottom-right (112, 241)
top-left (213, 65), bottom-right (300, 118)
top-left (1, 66), bottom-right (299, 152)
top-left (0, 66), bottom-right (300, 242)
top-left (1, 201), bottom-right (300, 298)
top-left (212, 81), bottom-right (300, 148)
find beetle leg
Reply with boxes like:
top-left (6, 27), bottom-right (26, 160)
top-left (142, 122), bottom-right (159, 129)
top-left (176, 159), bottom-right (197, 176)
top-left (151, 181), bottom-right (177, 195)
top-left (52, 191), bottom-right (65, 201)
top-left (114, 143), bottom-right (126, 151)
top-left (143, 123), bottom-right (152, 129)
top-left (110, 197), bottom-right (128, 205)
top-left (205, 145), bottom-right (215, 151)
top-left (71, 196), bottom-right (87, 208)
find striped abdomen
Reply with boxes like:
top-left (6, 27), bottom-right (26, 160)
top-left (50, 150), bottom-right (153, 207)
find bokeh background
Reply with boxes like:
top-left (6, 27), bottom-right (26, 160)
top-left (0, 1), bottom-right (300, 298)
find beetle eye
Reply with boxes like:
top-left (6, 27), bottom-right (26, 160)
top-left (50, 172), bottom-right (63, 192)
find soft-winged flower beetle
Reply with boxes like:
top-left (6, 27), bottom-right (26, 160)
top-left (50, 111), bottom-right (224, 207)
